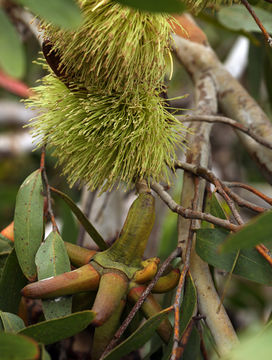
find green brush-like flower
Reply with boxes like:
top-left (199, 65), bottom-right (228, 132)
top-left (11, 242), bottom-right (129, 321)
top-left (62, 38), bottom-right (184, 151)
top-left (42, 0), bottom-right (174, 95)
top-left (27, 73), bottom-right (186, 191)
top-left (27, 0), bottom-right (188, 191)
top-left (184, 0), bottom-right (239, 13)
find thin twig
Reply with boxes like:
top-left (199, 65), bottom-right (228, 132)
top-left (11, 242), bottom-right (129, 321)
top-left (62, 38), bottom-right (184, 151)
top-left (171, 235), bottom-right (193, 359)
top-left (174, 318), bottom-right (195, 360)
top-left (256, 244), bottom-right (272, 267)
top-left (241, 0), bottom-right (272, 47)
top-left (174, 161), bottom-right (266, 213)
top-left (180, 115), bottom-right (272, 150)
top-left (224, 181), bottom-right (272, 206)
top-left (101, 247), bottom-right (182, 358)
top-left (40, 146), bottom-right (58, 233)
top-left (151, 182), bottom-right (239, 232)
top-left (172, 177), bottom-right (201, 360)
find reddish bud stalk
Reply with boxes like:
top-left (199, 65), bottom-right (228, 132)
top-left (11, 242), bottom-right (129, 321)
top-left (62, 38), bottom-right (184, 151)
top-left (64, 242), bottom-right (97, 267)
top-left (21, 264), bottom-right (100, 299)
top-left (91, 271), bottom-right (128, 327)
top-left (128, 286), bottom-right (172, 343)
top-left (92, 299), bottom-right (126, 360)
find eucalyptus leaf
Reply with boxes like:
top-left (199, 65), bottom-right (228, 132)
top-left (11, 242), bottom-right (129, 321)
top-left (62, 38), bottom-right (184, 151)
top-left (14, 170), bottom-right (44, 281)
top-left (0, 9), bottom-right (25, 78)
top-left (0, 249), bottom-right (27, 314)
top-left (104, 308), bottom-right (171, 360)
top-left (15, 0), bottom-right (82, 30)
top-left (218, 5), bottom-right (272, 33)
top-left (196, 228), bottom-right (272, 285)
top-left (35, 231), bottom-right (72, 320)
top-left (114, 0), bottom-right (186, 13)
top-left (51, 187), bottom-right (108, 250)
top-left (0, 332), bottom-right (40, 360)
top-left (220, 211), bottom-right (272, 253)
top-left (0, 311), bottom-right (25, 333)
top-left (19, 310), bottom-right (95, 345)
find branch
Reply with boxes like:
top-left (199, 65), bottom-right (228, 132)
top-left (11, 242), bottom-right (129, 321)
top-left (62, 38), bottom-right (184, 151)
top-left (151, 182), bottom-right (239, 232)
top-left (171, 24), bottom-right (239, 355)
top-left (174, 161), bottom-right (267, 214)
top-left (241, 0), bottom-right (272, 46)
top-left (224, 181), bottom-right (272, 206)
top-left (173, 21), bottom-right (272, 184)
top-left (180, 115), bottom-right (272, 150)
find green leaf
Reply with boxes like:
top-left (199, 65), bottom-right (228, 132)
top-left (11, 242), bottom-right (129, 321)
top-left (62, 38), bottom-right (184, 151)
top-left (0, 235), bottom-right (13, 252)
top-left (0, 249), bottom-right (27, 313)
top-left (220, 211), bottom-right (272, 253)
top-left (19, 310), bottom-right (95, 344)
top-left (0, 9), bottom-right (25, 79)
top-left (0, 332), bottom-right (40, 360)
top-left (162, 273), bottom-right (197, 360)
top-left (41, 344), bottom-right (51, 360)
top-left (218, 5), bottom-right (272, 33)
top-left (35, 231), bottom-right (72, 320)
top-left (196, 228), bottom-right (272, 285)
top-left (0, 311), bottom-right (25, 333)
top-left (14, 170), bottom-right (44, 281)
top-left (182, 326), bottom-right (201, 360)
top-left (202, 192), bottom-right (227, 229)
top-left (223, 328), bottom-right (272, 360)
top-left (104, 308), bottom-right (172, 360)
top-left (114, 0), bottom-right (186, 13)
top-left (51, 187), bottom-right (108, 250)
top-left (15, 0), bottom-right (82, 29)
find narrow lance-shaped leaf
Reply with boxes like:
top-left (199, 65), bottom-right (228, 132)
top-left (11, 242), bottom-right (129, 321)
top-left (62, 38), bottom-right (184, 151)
top-left (50, 187), bottom-right (108, 250)
top-left (19, 310), bottom-right (95, 345)
top-left (0, 9), bottom-right (25, 79)
top-left (0, 249), bottom-right (27, 314)
top-left (104, 308), bottom-right (172, 360)
top-left (220, 210), bottom-right (272, 253)
top-left (0, 311), bottom-right (25, 333)
top-left (14, 170), bottom-right (44, 281)
top-left (196, 228), bottom-right (272, 285)
top-left (0, 332), bottom-right (40, 360)
top-left (35, 231), bottom-right (72, 320)
top-left (114, 0), bottom-right (186, 13)
top-left (15, 0), bottom-right (83, 30)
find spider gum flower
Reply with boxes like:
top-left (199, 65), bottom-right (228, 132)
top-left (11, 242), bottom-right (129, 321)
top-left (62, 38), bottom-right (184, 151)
top-left (42, 0), bottom-right (174, 94)
top-left (184, 0), bottom-right (239, 13)
top-left (27, 0), bottom-right (187, 191)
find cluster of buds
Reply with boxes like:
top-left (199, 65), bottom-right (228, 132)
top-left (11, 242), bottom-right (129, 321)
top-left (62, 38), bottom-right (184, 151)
top-left (20, 191), bottom-right (180, 359)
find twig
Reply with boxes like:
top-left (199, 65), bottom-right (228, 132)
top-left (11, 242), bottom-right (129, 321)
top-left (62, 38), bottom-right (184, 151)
top-left (171, 233), bottom-right (193, 359)
top-left (174, 318), bottom-right (195, 360)
top-left (101, 247), bottom-right (181, 358)
top-left (180, 115), bottom-right (272, 150)
top-left (224, 181), bottom-right (272, 206)
top-left (172, 177), bottom-right (201, 360)
top-left (40, 146), bottom-right (58, 233)
top-left (151, 182), bottom-right (239, 232)
top-left (256, 244), bottom-right (272, 267)
top-left (174, 161), bottom-right (266, 213)
top-left (241, 0), bottom-right (272, 47)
